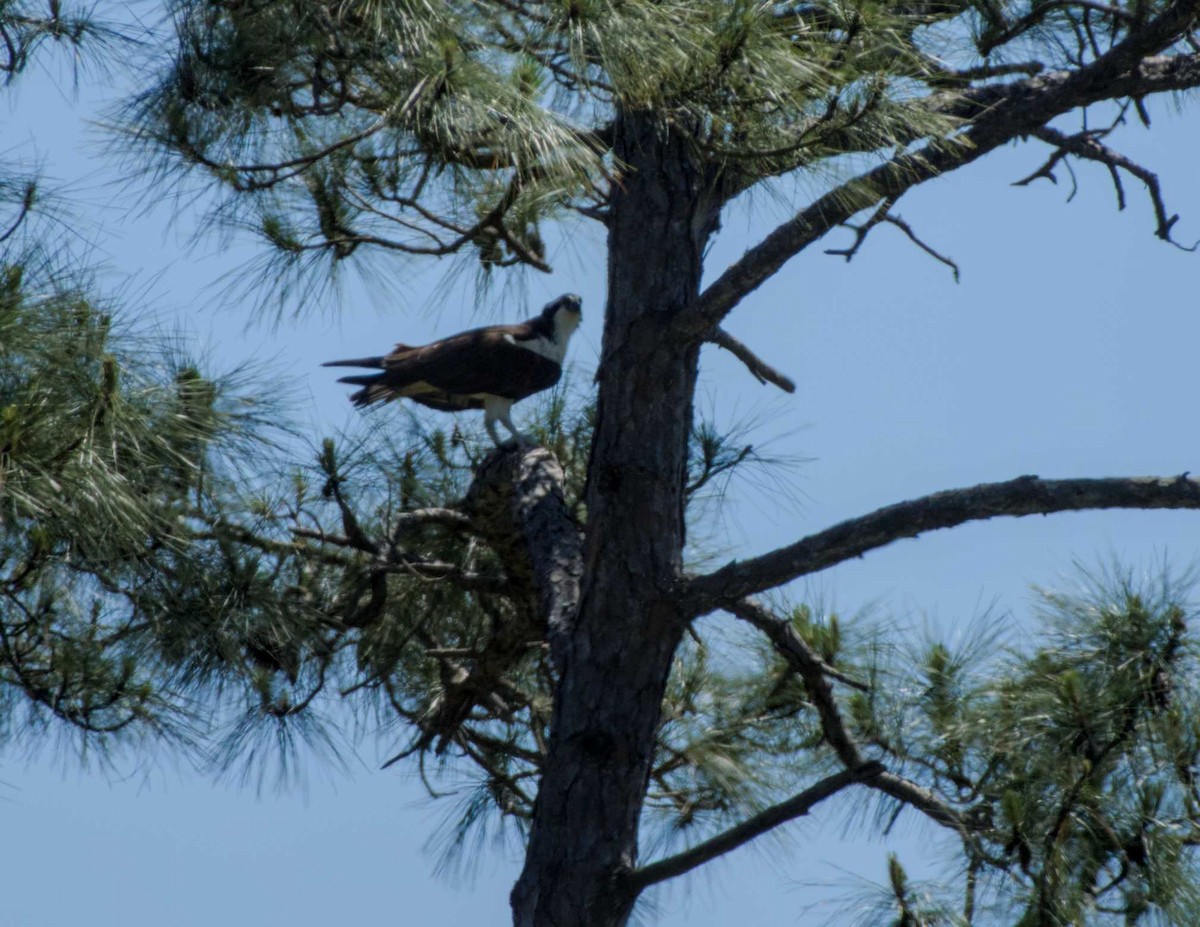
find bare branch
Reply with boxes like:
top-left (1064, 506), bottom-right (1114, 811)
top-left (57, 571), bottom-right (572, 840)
top-left (1028, 125), bottom-right (1200, 250)
top-left (824, 198), bottom-right (894, 263)
top-left (706, 327), bottom-right (796, 393)
top-left (682, 474), bottom-right (1200, 612)
top-left (678, 0), bottom-right (1200, 337)
top-left (824, 198), bottom-right (960, 281)
top-left (882, 214), bottom-right (961, 281)
top-left (1012, 145), bottom-right (1074, 190)
top-left (626, 762), bottom-right (885, 890)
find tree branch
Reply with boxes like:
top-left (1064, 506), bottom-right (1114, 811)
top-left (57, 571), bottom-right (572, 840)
top-left (626, 761), bottom-right (885, 891)
top-left (1026, 125), bottom-right (1199, 250)
top-left (287, 527), bottom-right (508, 592)
top-left (871, 771), bottom-right (983, 836)
top-left (390, 507), bottom-right (476, 535)
top-left (882, 213), bottom-right (962, 281)
top-left (728, 601), bottom-right (868, 693)
top-left (726, 598), bottom-right (866, 766)
top-left (979, 0), bottom-right (1138, 56)
top-left (706, 327), bottom-right (796, 393)
top-left (678, 0), bottom-right (1200, 336)
top-left (823, 197), bottom-right (895, 263)
top-left (823, 197), bottom-right (961, 281)
top-left (377, 558), bottom-right (511, 593)
top-left (721, 599), bottom-right (980, 841)
top-left (682, 474), bottom-right (1200, 613)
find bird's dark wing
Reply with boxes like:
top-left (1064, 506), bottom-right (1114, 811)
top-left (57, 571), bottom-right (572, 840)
top-left (326, 324), bottom-right (562, 407)
top-left (390, 328), bottom-right (561, 400)
top-left (405, 392), bottom-right (485, 412)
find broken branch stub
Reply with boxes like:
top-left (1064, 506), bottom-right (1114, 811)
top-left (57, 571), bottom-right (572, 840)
top-left (464, 446), bottom-right (583, 670)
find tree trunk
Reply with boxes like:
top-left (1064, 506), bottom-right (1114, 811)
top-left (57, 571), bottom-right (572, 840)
top-left (510, 112), bottom-right (721, 926)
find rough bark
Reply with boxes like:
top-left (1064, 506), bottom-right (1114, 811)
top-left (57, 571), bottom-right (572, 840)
top-left (510, 111), bottom-right (722, 927)
top-left (465, 446), bottom-right (584, 670)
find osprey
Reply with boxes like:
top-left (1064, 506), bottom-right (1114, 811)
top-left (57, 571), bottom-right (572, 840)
top-left (325, 294), bottom-right (582, 446)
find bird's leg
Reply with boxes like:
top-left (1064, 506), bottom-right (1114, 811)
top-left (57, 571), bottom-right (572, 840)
top-left (484, 413), bottom-right (504, 447)
top-left (483, 397), bottom-right (527, 449)
top-left (498, 405), bottom-right (536, 448)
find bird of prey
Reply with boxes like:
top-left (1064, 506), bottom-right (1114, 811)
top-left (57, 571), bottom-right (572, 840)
top-left (325, 294), bottom-right (583, 446)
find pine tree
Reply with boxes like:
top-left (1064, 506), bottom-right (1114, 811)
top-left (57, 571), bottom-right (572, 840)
top-left (12, 1), bottom-right (1200, 925)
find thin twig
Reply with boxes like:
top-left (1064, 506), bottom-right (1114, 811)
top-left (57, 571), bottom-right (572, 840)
top-left (883, 214), bottom-right (961, 281)
top-left (824, 197), bottom-right (894, 262)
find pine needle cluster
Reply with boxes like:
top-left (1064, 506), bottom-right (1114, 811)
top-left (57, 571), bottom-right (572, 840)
top-left (116, 0), bottom-right (987, 299)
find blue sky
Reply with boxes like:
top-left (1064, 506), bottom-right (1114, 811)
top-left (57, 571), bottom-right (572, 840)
top-left (4, 20), bottom-right (1200, 927)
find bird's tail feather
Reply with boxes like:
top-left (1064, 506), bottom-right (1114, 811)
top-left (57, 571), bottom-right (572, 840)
top-left (333, 373), bottom-right (393, 407)
top-left (335, 374), bottom-right (378, 387)
top-left (323, 356), bottom-right (385, 369)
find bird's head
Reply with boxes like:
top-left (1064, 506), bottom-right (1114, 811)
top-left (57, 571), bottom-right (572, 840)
top-left (541, 293), bottom-right (583, 341)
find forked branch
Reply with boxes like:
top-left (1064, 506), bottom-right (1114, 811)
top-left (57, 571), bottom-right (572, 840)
top-left (1021, 125), bottom-right (1199, 250)
top-left (824, 197), bottom-right (961, 281)
top-left (727, 599), bottom-right (978, 835)
top-left (629, 592), bottom-right (985, 890)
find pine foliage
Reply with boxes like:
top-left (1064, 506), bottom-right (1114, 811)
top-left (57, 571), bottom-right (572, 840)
top-left (0, 249), bottom-right (276, 747)
top-left (121, 0), bottom-right (978, 291)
